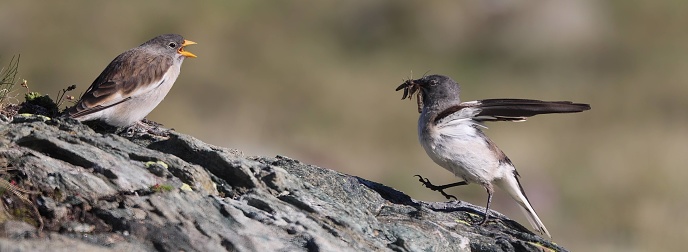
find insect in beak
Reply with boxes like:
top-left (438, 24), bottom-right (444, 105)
top-left (395, 79), bottom-right (423, 113)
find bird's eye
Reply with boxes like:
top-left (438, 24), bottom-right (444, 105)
top-left (168, 42), bottom-right (177, 48)
top-left (430, 80), bottom-right (438, 86)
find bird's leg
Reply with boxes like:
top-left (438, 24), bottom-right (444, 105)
top-left (414, 175), bottom-right (467, 200)
top-left (477, 184), bottom-right (494, 226)
top-left (139, 119), bottom-right (170, 136)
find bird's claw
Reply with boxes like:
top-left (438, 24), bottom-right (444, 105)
top-left (468, 212), bottom-right (491, 227)
top-left (414, 175), bottom-right (458, 200)
top-left (117, 120), bottom-right (170, 138)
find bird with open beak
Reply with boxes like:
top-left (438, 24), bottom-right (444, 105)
top-left (67, 34), bottom-right (197, 129)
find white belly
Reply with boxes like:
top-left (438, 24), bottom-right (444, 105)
top-left (99, 63), bottom-right (181, 126)
top-left (418, 113), bottom-right (500, 184)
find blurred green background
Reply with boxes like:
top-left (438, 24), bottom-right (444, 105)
top-left (1, 1), bottom-right (686, 250)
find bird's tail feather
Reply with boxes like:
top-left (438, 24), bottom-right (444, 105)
top-left (497, 171), bottom-right (551, 238)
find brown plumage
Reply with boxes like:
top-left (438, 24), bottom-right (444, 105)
top-left (67, 34), bottom-right (196, 127)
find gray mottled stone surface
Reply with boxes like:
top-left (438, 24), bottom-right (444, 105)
top-left (0, 114), bottom-right (566, 252)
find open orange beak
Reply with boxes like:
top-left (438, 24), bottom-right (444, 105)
top-left (178, 39), bottom-right (197, 58)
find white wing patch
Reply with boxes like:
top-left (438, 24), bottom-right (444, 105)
top-left (435, 106), bottom-right (492, 132)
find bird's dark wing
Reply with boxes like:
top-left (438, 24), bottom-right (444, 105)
top-left (469, 99), bottom-right (591, 122)
top-left (435, 99), bottom-right (590, 124)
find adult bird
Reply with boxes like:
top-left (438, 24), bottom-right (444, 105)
top-left (396, 74), bottom-right (590, 238)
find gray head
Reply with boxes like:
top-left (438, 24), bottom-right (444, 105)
top-left (396, 74), bottom-right (461, 111)
top-left (415, 74), bottom-right (461, 105)
top-left (140, 34), bottom-right (197, 59)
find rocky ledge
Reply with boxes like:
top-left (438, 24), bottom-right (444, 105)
top-left (0, 114), bottom-right (566, 252)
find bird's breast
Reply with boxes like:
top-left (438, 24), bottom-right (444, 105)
top-left (105, 63), bottom-right (181, 126)
top-left (417, 115), bottom-right (500, 183)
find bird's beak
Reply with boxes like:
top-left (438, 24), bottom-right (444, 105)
top-left (178, 40), bottom-right (197, 58)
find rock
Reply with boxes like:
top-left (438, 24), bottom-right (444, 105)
top-left (0, 115), bottom-right (567, 252)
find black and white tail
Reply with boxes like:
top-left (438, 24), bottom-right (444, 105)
top-left (496, 168), bottom-right (551, 238)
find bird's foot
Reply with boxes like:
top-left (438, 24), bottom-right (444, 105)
top-left (474, 214), bottom-right (490, 226)
top-left (414, 175), bottom-right (458, 200)
top-left (139, 119), bottom-right (171, 137)
top-left (117, 120), bottom-right (170, 137)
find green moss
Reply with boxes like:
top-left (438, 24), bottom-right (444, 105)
top-left (24, 92), bottom-right (58, 113)
top-left (24, 92), bottom-right (43, 101)
top-left (150, 184), bottom-right (174, 193)
top-left (19, 92), bottom-right (59, 117)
